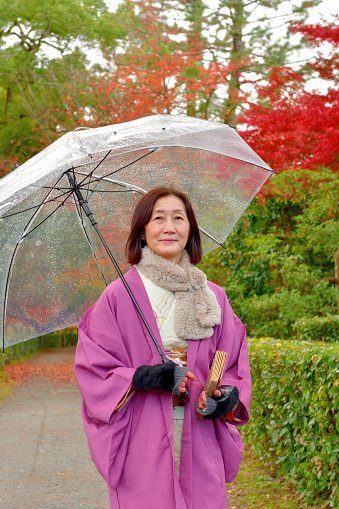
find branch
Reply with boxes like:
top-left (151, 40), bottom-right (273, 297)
top-left (40, 39), bottom-right (67, 53)
top-left (246, 12), bottom-right (294, 24)
top-left (247, 21), bottom-right (290, 33)
top-left (203, 89), bottom-right (215, 118)
top-left (309, 277), bottom-right (339, 286)
top-left (243, 0), bottom-right (264, 8)
top-left (0, 22), bottom-right (18, 38)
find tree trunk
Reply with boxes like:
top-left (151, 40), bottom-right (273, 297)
top-left (4, 86), bottom-right (12, 124)
top-left (223, 1), bottom-right (244, 125)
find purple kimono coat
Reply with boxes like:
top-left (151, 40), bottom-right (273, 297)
top-left (74, 267), bottom-right (251, 509)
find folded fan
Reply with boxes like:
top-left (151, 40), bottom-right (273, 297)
top-left (204, 350), bottom-right (227, 397)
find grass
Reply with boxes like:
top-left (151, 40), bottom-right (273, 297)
top-left (227, 443), bottom-right (321, 509)
top-left (0, 370), bottom-right (13, 400)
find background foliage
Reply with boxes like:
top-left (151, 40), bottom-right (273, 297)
top-left (1, 0), bottom-right (338, 175)
top-left (2, 327), bottom-right (78, 366)
top-left (293, 316), bottom-right (339, 343)
top-left (199, 167), bottom-right (339, 339)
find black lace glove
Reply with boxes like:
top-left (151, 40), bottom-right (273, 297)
top-left (196, 385), bottom-right (239, 420)
top-left (132, 363), bottom-right (189, 396)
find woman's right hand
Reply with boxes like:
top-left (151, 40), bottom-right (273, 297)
top-left (132, 363), bottom-right (195, 396)
top-left (178, 370), bottom-right (195, 394)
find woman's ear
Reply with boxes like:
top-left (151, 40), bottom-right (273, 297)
top-left (140, 229), bottom-right (146, 241)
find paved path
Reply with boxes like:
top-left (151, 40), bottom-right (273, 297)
top-left (0, 347), bottom-right (109, 509)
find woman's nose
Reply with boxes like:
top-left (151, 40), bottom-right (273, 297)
top-left (163, 219), bottom-right (176, 232)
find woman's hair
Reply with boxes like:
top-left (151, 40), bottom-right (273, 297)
top-left (126, 186), bottom-right (202, 265)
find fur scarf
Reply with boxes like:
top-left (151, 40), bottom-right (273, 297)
top-left (136, 246), bottom-right (221, 340)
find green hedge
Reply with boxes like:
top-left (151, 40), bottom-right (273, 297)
top-left (293, 316), bottom-right (339, 342)
top-left (2, 327), bottom-right (78, 366)
top-left (244, 338), bottom-right (339, 508)
top-left (2, 337), bottom-right (41, 366)
top-left (39, 327), bottom-right (78, 350)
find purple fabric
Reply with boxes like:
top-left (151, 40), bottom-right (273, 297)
top-left (74, 267), bottom-right (251, 509)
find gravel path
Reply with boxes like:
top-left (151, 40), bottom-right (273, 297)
top-left (0, 347), bottom-right (254, 509)
top-left (0, 347), bottom-right (109, 509)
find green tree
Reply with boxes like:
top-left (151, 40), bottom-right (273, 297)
top-left (173, 0), bottom-right (320, 123)
top-left (199, 168), bottom-right (339, 338)
top-left (0, 0), bottom-right (124, 172)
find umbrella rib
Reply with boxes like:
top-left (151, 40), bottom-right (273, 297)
top-left (72, 147), bottom-right (158, 172)
top-left (0, 189), bottom-right (73, 220)
top-left (71, 193), bottom-right (110, 288)
top-left (21, 191), bottom-right (73, 240)
top-left (74, 171), bottom-right (147, 195)
top-left (87, 149), bottom-right (157, 184)
top-left (1, 174), bottom-right (67, 352)
top-left (72, 149), bottom-right (156, 200)
top-left (199, 227), bottom-right (227, 249)
top-left (77, 188), bottom-right (136, 194)
top-left (84, 173), bottom-right (94, 202)
top-left (75, 150), bottom-right (113, 189)
top-left (72, 146), bottom-right (278, 175)
top-left (65, 151), bottom-right (113, 204)
top-left (74, 172), bottom-right (225, 250)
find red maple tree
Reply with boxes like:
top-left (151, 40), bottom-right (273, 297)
top-left (0, 155), bottom-right (19, 178)
top-left (239, 16), bottom-right (339, 173)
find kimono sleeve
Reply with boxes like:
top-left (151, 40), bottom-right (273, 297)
top-left (74, 287), bottom-right (136, 487)
top-left (216, 290), bottom-right (251, 425)
top-left (212, 288), bottom-right (251, 483)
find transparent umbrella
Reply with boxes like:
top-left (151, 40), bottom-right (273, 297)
top-left (0, 114), bottom-right (276, 352)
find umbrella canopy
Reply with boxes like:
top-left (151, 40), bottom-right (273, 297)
top-left (0, 114), bottom-right (275, 349)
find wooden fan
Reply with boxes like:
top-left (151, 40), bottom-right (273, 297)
top-left (203, 350), bottom-right (228, 397)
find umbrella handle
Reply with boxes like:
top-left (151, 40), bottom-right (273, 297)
top-left (66, 171), bottom-right (168, 364)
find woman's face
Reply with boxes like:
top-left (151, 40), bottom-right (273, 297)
top-left (143, 195), bottom-right (190, 264)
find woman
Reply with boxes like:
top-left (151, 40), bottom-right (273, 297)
top-left (74, 187), bottom-right (251, 509)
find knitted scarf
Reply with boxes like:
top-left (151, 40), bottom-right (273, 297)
top-left (136, 246), bottom-right (221, 340)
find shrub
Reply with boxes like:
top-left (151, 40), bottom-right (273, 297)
top-left (2, 337), bottom-right (41, 366)
top-left (293, 316), bottom-right (339, 342)
top-left (2, 327), bottom-right (78, 366)
top-left (244, 338), bottom-right (339, 507)
top-left (200, 168), bottom-right (339, 340)
top-left (39, 326), bottom-right (78, 349)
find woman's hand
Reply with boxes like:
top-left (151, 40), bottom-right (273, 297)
top-left (196, 389), bottom-right (221, 410)
top-left (178, 370), bottom-right (196, 393)
top-left (196, 386), bottom-right (239, 419)
top-left (132, 363), bottom-right (195, 397)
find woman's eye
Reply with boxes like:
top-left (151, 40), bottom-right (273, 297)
top-left (175, 216), bottom-right (184, 220)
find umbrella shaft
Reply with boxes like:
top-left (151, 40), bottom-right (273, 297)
top-left (65, 171), bottom-right (167, 364)
top-left (67, 173), bottom-right (97, 227)
top-left (93, 223), bottom-right (167, 363)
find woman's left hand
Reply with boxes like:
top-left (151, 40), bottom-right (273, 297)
top-left (196, 389), bottom-right (221, 410)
